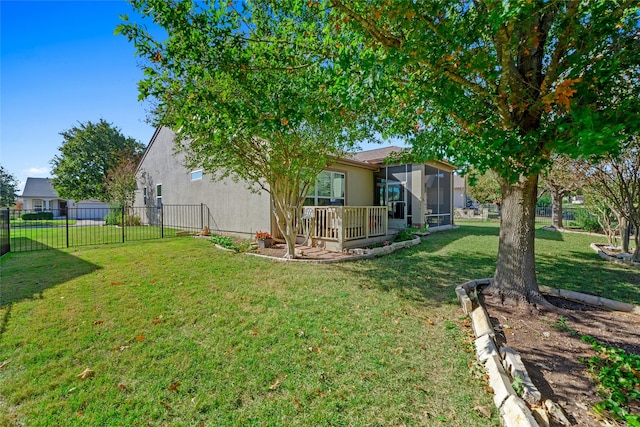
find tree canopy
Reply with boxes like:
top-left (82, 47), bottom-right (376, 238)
top-left (118, 1), bottom-right (375, 258)
top-left (50, 120), bottom-right (145, 202)
top-left (325, 0), bottom-right (640, 304)
top-left (0, 166), bottom-right (19, 208)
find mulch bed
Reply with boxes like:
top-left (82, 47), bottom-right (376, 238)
top-left (481, 293), bottom-right (640, 426)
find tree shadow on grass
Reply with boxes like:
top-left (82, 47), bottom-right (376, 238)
top-left (536, 249), bottom-right (640, 305)
top-left (0, 240), bottom-right (100, 307)
top-left (336, 242), bottom-right (497, 307)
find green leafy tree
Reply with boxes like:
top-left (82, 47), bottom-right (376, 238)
top-left (540, 155), bottom-right (589, 229)
top-left (105, 152), bottom-right (139, 210)
top-left (325, 0), bottom-right (640, 305)
top-left (0, 166), bottom-right (19, 207)
top-left (50, 119), bottom-right (145, 202)
top-left (587, 137), bottom-right (640, 261)
top-left (117, 1), bottom-right (373, 258)
top-left (466, 169), bottom-right (501, 206)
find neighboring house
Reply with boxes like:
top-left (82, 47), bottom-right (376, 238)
top-left (20, 177), bottom-right (109, 220)
top-left (134, 127), bottom-right (455, 251)
top-left (453, 174), bottom-right (467, 209)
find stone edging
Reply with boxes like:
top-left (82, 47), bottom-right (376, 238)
top-left (589, 243), bottom-right (640, 268)
top-left (457, 280), bottom-right (640, 426)
top-left (456, 279), bottom-right (541, 427)
top-left (243, 236), bottom-right (422, 263)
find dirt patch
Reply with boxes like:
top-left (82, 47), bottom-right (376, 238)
top-left (481, 293), bottom-right (640, 426)
top-left (252, 243), bottom-right (357, 261)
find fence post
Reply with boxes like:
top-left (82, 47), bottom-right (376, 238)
top-left (66, 209), bottom-right (69, 248)
top-left (122, 205), bottom-right (125, 243)
top-left (200, 203), bottom-right (204, 231)
top-left (160, 204), bottom-right (164, 238)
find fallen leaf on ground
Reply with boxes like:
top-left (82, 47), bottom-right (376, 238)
top-left (110, 282), bottom-right (122, 286)
top-left (137, 334), bottom-right (144, 342)
top-left (474, 405), bottom-right (492, 418)
top-left (268, 379), bottom-right (281, 391)
top-left (0, 361), bottom-right (9, 370)
top-left (77, 368), bottom-right (94, 379)
top-left (168, 382), bottom-right (181, 392)
top-left (93, 320), bottom-right (104, 325)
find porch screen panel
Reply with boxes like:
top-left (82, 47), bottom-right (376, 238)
top-left (425, 165), bottom-right (451, 226)
top-left (440, 170), bottom-right (452, 225)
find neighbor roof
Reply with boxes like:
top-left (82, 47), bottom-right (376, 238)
top-left (21, 178), bottom-right (59, 198)
top-left (351, 146), bottom-right (405, 164)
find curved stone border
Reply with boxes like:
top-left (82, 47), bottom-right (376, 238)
top-left (590, 243), bottom-right (640, 268)
top-left (457, 280), bottom-right (640, 426)
top-left (540, 284), bottom-right (640, 315)
top-left (457, 279), bottom-right (540, 427)
top-left (245, 236), bottom-right (422, 263)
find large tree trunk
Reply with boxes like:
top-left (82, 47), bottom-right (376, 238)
top-left (487, 174), bottom-right (546, 306)
top-left (550, 188), bottom-right (564, 229)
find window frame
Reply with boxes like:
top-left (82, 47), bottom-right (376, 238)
top-left (156, 184), bottom-right (162, 207)
top-left (190, 169), bottom-right (203, 181)
top-left (304, 170), bottom-right (346, 206)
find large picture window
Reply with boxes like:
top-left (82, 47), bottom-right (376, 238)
top-left (304, 171), bottom-right (345, 206)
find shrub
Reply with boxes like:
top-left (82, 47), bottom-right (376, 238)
top-left (574, 208), bottom-right (601, 233)
top-left (104, 210), bottom-right (122, 225)
top-left (104, 211), bottom-right (141, 226)
top-left (211, 233), bottom-right (237, 251)
top-left (394, 226), bottom-right (418, 242)
top-left (21, 212), bottom-right (54, 220)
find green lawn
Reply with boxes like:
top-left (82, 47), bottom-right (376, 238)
top-left (9, 225), bottom-right (168, 252)
top-left (1, 222), bottom-right (637, 426)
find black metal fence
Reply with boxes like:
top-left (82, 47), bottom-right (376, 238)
top-left (0, 208), bottom-right (9, 257)
top-left (5, 204), bottom-right (211, 253)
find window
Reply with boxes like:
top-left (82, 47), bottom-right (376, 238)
top-left (304, 171), bottom-right (345, 206)
top-left (191, 170), bottom-right (203, 181)
top-left (156, 184), bottom-right (162, 207)
top-left (33, 199), bottom-right (43, 211)
top-left (143, 187), bottom-right (148, 205)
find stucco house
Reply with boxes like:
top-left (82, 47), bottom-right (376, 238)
top-left (134, 127), bottom-right (455, 251)
top-left (21, 177), bottom-right (109, 220)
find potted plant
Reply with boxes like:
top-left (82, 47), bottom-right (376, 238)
top-left (255, 231), bottom-right (273, 248)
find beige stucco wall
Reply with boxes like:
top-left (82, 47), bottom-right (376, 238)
top-left (324, 163), bottom-right (375, 206)
top-left (135, 127), bottom-right (272, 237)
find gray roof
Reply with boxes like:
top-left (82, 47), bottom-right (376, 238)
top-left (21, 177), bottom-right (59, 198)
top-left (351, 146), bottom-right (405, 164)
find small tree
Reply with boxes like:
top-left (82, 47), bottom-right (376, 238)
top-left (118, 1), bottom-right (373, 258)
top-left (51, 120), bottom-right (145, 202)
top-left (540, 156), bottom-right (588, 229)
top-left (587, 137), bottom-right (640, 261)
top-left (0, 166), bottom-right (19, 208)
top-left (466, 169), bottom-right (502, 209)
top-left (105, 152), bottom-right (139, 210)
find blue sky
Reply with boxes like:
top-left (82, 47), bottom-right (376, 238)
top-left (1, 0), bottom-right (155, 192)
top-left (1, 1), bottom-right (399, 194)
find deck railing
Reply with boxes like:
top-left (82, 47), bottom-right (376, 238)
top-left (297, 206), bottom-right (388, 242)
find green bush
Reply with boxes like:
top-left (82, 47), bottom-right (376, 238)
top-left (104, 211), bottom-right (141, 226)
top-left (21, 212), bottom-right (54, 220)
top-left (211, 233), bottom-right (238, 251)
top-left (537, 194), bottom-right (552, 207)
top-left (574, 208), bottom-right (601, 233)
top-left (394, 226), bottom-right (418, 242)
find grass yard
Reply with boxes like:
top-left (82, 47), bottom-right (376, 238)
top-left (1, 222), bottom-right (638, 426)
top-left (9, 225), bottom-right (169, 252)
